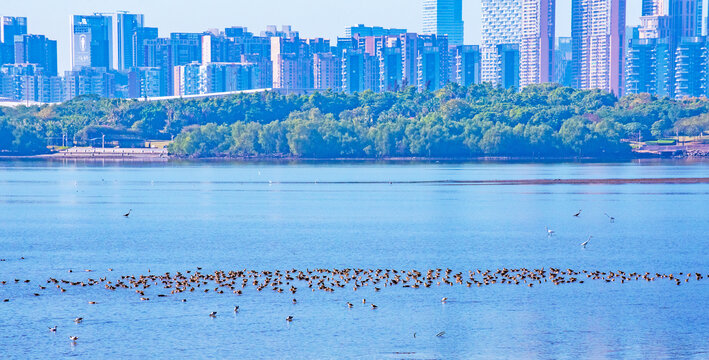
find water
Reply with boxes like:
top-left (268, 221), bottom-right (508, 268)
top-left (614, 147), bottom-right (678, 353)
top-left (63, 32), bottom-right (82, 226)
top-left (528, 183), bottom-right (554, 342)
top-left (0, 160), bottom-right (707, 359)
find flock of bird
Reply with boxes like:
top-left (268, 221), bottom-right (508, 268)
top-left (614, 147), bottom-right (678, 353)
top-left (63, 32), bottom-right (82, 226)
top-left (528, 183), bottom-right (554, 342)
top-left (2, 265), bottom-right (707, 343)
top-left (0, 208), bottom-right (697, 343)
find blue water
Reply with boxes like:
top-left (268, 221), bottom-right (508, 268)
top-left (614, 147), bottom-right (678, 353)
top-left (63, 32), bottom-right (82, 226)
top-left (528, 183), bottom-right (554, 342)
top-left (0, 160), bottom-right (708, 359)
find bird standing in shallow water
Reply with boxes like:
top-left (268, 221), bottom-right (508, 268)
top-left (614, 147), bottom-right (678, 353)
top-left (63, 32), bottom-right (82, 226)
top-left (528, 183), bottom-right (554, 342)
top-left (574, 210), bottom-right (582, 217)
top-left (581, 236), bottom-right (592, 249)
top-left (605, 213), bottom-right (615, 223)
top-left (49, 326), bottom-right (57, 332)
top-left (69, 336), bottom-right (78, 341)
top-left (74, 317), bottom-right (83, 324)
top-left (123, 209), bottom-right (132, 217)
top-left (546, 226), bottom-right (555, 236)
top-left (209, 312), bottom-right (217, 317)
top-left (286, 316), bottom-right (293, 322)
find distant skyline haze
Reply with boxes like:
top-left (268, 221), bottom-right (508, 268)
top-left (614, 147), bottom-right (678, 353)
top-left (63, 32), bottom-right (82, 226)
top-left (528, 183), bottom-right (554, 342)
top-left (2, 0), bottom-right (644, 73)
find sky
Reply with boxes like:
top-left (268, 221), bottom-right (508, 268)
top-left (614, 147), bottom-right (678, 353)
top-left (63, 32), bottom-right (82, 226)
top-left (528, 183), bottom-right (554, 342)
top-left (2, 0), bottom-right (644, 74)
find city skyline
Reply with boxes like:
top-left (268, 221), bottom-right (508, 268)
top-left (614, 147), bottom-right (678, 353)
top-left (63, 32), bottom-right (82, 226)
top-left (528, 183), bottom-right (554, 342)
top-left (2, 0), bottom-right (645, 74)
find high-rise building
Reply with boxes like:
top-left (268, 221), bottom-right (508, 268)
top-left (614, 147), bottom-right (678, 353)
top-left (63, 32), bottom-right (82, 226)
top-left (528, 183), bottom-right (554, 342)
top-left (1, 16), bottom-right (28, 65)
top-left (64, 67), bottom-right (116, 100)
top-left (173, 62), bottom-right (201, 96)
top-left (271, 35), bottom-right (312, 89)
top-left (674, 36), bottom-right (706, 98)
top-left (198, 62), bottom-right (260, 93)
top-left (571, 0), bottom-right (626, 95)
top-left (132, 27), bottom-right (159, 68)
top-left (13, 34), bottom-right (58, 76)
top-left (669, 0), bottom-right (702, 40)
top-left (642, 0), bottom-right (664, 16)
top-left (114, 13), bottom-right (144, 70)
top-left (72, 14), bottom-right (113, 70)
top-left (128, 67), bottom-right (162, 98)
top-left (553, 37), bottom-right (573, 86)
top-left (453, 45), bottom-right (481, 86)
top-left (379, 43), bottom-right (403, 92)
top-left (170, 33), bottom-right (203, 66)
top-left (417, 34), bottom-right (449, 91)
top-left (625, 37), bottom-right (671, 96)
top-left (498, 43), bottom-right (520, 89)
top-left (519, 0), bottom-right (555, 87)
top-left (313, 52), bottom-right (341, 90)
top-left (422, 0), bottom-right (464, 46)
top-left (481, 0), bottom-right (521, 86)
top-left (400, 33), bottom-right (420, 87)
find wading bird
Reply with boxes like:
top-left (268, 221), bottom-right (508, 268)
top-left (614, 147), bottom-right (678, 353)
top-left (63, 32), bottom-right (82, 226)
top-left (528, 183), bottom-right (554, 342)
top-left (605, 213), bottom-right (615, 223)
top-left (581, 236), bottom-right (592, 249)
top-left (123, 209), bottom-right (132, 217)
top-left (49, 326), bottom-right (57, 332)
top-left (546, 226), bottom-right (555, 236)
top-left (573, 210), bottom-right (582, 217)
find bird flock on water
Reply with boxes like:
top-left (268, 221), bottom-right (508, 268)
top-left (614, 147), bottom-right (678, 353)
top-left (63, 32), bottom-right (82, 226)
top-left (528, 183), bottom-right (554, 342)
top-left (2, 265), bottom-right (707, 343)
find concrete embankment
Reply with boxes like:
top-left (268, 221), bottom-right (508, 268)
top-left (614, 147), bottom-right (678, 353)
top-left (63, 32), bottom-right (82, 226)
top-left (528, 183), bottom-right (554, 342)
top-left (45, 147), bottom-right (169, 161)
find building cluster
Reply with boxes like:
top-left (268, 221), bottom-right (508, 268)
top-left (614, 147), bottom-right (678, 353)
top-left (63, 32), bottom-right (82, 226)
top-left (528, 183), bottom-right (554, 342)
top-left (625, 0), bottom-right (709, 98)
top-left (2, 0), bottom-right (709, 104)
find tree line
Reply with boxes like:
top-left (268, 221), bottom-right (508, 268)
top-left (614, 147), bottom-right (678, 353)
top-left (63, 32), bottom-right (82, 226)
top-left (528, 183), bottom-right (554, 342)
top-left (1, 83), bottom-right (708, 157)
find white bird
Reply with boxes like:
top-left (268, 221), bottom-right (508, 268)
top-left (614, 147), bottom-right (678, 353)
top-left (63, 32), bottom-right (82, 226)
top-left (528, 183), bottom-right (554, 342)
top-left (604, 213), bottom-right (615, 223)
top-left (581, 236), bottom-right (592, 249)
top-left (69, 336), bottom-right (78, 341)
top-left (441, 297), bottom-right (448, 303)
top-left (546, 226), bottom-right (555, 236)
top-left (49, 326), bottom-right (57, 332)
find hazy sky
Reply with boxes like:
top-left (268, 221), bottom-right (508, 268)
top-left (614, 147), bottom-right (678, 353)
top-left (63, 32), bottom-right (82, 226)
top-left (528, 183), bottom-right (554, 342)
top-left (3, 0), bottom-right (643, 73)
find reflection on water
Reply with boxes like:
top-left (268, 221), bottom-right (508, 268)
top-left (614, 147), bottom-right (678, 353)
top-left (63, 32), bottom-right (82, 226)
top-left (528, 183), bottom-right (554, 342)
top-left (0, 160), bottom-right (708, 358)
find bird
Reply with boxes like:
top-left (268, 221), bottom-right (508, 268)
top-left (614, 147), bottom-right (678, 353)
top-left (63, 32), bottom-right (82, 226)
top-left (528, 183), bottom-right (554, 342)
top-left (69, 336), bottom-right (78, 341)
top-left (292, 298), bottom-right (297, 304)
top-left (413, 332), bottom-right (416, 338)
top-left (346, 302), bottom-right (353, 308)
top-left (49, 326), bottom-right (57, 332)
top-left (436, 331), bottom-right (446, 337)
top-left (74, 317), bottom-right (83, 324)
top-left (605, 213), bottom-right (615, 223)
top-left (371, 304), bottom-right (378, 309)
top-left (209, 311), bottom-right (217, 317)
top-left (441, 297), bottom-right (448, 303)
top-left (123, 209), bottom-right (132, 217)
top-left (286, 316), bottom-right (294, 322)
top-left (362, 298), bottom-right (366, 304)
top-left (546, 226), bottom-right (555, 236)
top-left (581, 236), bottom-right (592, 249)
top-left (573, 210), bottom-right (582, 217)
top-left (234, 306), bottom-right (239, 312)
top-left (88, 301), bottom-right (97, 304)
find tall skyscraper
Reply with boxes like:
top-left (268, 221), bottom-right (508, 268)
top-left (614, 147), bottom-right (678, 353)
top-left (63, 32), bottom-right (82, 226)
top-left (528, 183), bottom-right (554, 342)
top-left (0, 16), bottom-right (27, 65)
top-left (520, 0), bottom-right (555, 87)
top-left (422, 0), bottom-right (464, 46)
top-left (481, 0), bottom-right (521, 86)
top-left (669, 0), bottom-right (702, 39)
top-left (642, 0), bottom-right (664, 16)
top-left (13, 34), bottom-right (58, 76)
top-left (114, 12), bottom-right (144, 70)
top-left (72, 14), bottom-right (113, 70)
top-left (571, 0), bottom-right (626, 95)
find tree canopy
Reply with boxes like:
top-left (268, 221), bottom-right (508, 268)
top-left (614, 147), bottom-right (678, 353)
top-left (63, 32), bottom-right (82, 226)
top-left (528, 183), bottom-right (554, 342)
top-left (1, 84), bottom-right (708, 157)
